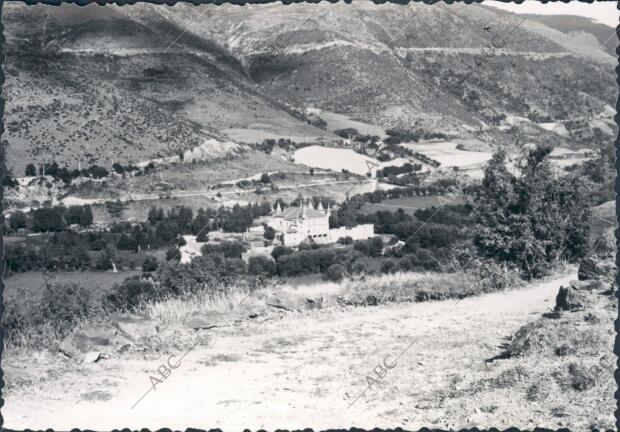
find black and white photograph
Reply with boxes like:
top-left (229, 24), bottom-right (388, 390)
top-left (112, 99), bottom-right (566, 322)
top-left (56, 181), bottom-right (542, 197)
top-left (1, 0), bottom-right (618, 430)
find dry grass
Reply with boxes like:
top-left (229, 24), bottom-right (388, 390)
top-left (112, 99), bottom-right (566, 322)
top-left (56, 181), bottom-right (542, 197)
top-left (336, 271), bottom-right (499, 305)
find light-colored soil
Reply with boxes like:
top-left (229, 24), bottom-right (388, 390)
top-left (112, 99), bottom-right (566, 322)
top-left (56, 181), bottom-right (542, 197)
top-left (3, 269), bottom-right (613, 430)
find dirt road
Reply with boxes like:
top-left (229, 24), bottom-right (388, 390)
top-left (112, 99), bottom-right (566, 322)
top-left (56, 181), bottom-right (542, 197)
top-left (4, 271), bottom-right (577, 430)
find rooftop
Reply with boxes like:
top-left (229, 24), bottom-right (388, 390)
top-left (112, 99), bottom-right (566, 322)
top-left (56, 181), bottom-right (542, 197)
top-left (277, 206), bottom-right (327, 221)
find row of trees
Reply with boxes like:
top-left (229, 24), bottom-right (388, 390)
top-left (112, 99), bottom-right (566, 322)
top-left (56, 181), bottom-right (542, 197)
top-left (7, 205), bottom-right (94, 233)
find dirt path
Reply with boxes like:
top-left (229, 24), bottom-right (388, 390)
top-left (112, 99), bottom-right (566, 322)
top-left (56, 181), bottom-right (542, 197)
top-left (4, 270), bottom-right (576, 430)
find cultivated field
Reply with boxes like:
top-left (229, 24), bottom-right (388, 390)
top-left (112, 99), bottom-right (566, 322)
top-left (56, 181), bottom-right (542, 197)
top-left (359, 195), bottom-right (467, 215)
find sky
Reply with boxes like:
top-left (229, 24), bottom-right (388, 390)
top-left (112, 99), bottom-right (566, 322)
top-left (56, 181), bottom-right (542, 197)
top-left (485, 1), bottom-right (619, 28)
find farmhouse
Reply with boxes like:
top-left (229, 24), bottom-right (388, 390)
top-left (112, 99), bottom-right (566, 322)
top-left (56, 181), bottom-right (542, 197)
top-left (266, 201), bottom-right (374, 247)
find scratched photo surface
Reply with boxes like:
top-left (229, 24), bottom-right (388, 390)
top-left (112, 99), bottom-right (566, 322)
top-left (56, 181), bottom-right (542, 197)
top-left (1, 1), bottom-right (617, 430)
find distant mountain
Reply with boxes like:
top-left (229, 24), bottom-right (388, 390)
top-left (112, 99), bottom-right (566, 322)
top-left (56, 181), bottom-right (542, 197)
top-left (519, 13), bottom-right (617, 57)
top-left (3, 2), bottom-right (616, 174)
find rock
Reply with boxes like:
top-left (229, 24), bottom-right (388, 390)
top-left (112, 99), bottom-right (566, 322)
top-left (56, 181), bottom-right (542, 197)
top-left (113, 313), bottom-right (159, 341)
top-left (578, 257), bottom-right (616, 281)
top-left (265, 290), bottom-right (323, 312)
top-left (569, 279), bottom-right (604, 291)
top-left (82, 351), bottom-right (102, 363)
top-left (183, 310), bottom-right (235, 329)
top-left (59, 324), bottom-right (132, 360)
top-left (554, 285), bottom-right (588, 312)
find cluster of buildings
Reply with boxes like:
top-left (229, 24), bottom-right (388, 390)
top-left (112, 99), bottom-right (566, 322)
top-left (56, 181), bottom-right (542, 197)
top-left (181, 199), bottom-right (376, 264)
top-left (263, 201), bottom-right (374, 247)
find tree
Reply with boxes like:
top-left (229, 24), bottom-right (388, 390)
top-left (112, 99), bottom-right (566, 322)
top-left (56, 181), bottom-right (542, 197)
top-left (472, 145), bottom-right (590, 278)
top-left (25, 163), bottom-right (37, 177)
top-left (64, 205), bottom-right (85, 226)
top-left (196, 230), bottom-right (209, 242)
top-left (166, 247), bottom-right (181, 261)
top-left (117, 234), bottom-right (138, 251)
top-left (271, 245), bottom-right (293, 261)
top-left (32, 207), bottom-right (65, 232)
top-left (248, 256), bottom-right (276, 277)
top-left (79, 205), bottom-right (94, 227)
top-left (142, 255), bottom-right (158, 272)
top-left (260, 173), bottom-right (271, 184)
top-left (112, 163), bottom-right (125, 175)
top-left (263, 225), bottom-right (276, 240)
top-left (8, 211), bottom-right (27, 231)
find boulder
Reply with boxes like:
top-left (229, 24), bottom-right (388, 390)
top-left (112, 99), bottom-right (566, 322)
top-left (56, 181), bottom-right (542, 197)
top-left (183, 310), bottom-right (237, 330)
top-left (265, 290), bottom-right (323, 312)
top-left (554, 285), bottom-right (588, 312)
top-left (59, 324), bottom-right (132, 360)
top-left (569, 279), bottom-right (604, 291)
top-left (113, 313), bottom-right (159, 341)
top-left (578, 257), bottom-right (616, 281)
top-left (83, 351), bottom-right (102, 363)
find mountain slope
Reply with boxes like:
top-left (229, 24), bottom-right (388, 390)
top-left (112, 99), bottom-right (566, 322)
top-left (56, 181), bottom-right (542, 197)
top-left (2, 2), bottom-right (617, 174)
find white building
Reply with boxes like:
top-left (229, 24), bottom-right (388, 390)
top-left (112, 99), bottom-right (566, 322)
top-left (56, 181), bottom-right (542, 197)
top-left (266, 201), bottom-right (374, 247)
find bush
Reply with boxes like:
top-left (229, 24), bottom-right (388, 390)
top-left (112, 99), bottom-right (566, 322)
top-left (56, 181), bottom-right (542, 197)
top-left (3, 282), bottom-right (94, 348)
top-left (166, 247), bottom-right (181, 261)
top-left (248, 256), bottom-right (276, 277)
top-left (196, 230), bottom-right (209, 242)
top-left (201, 241), bottom-right (246, 259)
top-left (324, 263), bottom-right (347, 282)
top-left (25, 163), bottom-right (37, 176)
top-left (142, 255), bottom-right (159, 272)
top-left (271, 245), bottom-right (294, 261)
top-left (104, 276), bottom-right (159, 311)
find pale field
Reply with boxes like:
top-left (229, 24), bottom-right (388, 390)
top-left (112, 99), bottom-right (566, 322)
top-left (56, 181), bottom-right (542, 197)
top-left (400, 141), bottom-right (493, 168)
top-left (294, 145), bottom-right (380, 176)
top-left (318, 110), bottom-right (388, 138)
top-left (4, 268), bottom-right (613, 431)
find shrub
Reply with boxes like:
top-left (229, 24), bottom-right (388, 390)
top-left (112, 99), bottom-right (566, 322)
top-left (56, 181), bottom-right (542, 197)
top-left (196, 230), bottom-right (209, 242)
top-left (25, 163), bottom-right (37, 176)
top-left (248, 256), bottom-right (276, 277)
top-left (324, 263), bottom-right (347, 282)
top-left (166, 247), bottom-right (181, 261)
top-left (104, 276), bottom-right (159, 311)
top-left (142, 255), bottom-right (159, 272)
top-left (201, 241), bottom-right (246, 259)
top-left (271, 245), bottom-right (294, 261)
top-left (3, 282), bottom-right (94, 349)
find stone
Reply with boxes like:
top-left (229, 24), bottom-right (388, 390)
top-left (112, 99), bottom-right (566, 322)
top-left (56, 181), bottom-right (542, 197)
top-left (113, 313), bottom-right (159, 341)
top-left (578, 257), bottom-right (616, 281)
top-left (265, 290), bottom-right (323, 312)
top-left (183, 310), bottom-right (234, 329)
top-left (554, 285), bottom-right (588, 312)
top-left (82, 351), bottom-right (102, 363)
top-left (59, 324), bottom-right (132, 360)
top-left (569, 279), bottom-right (604, 291)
